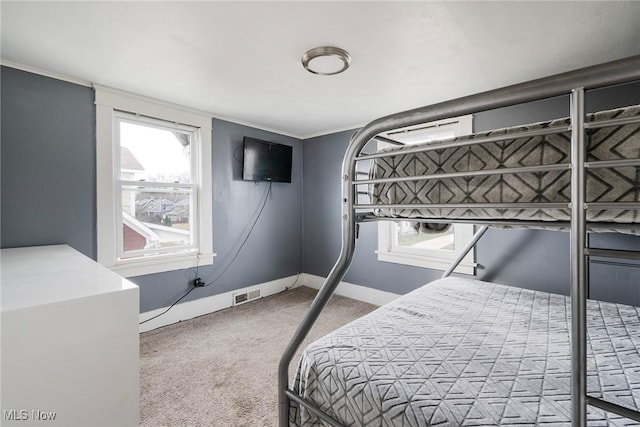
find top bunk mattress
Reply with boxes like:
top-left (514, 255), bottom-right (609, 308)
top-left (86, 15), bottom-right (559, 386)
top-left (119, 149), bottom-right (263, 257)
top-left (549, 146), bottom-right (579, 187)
top-left (289, 277), bottom-right (640, 426)
top-left (368, 104), bottom-right (640, 228)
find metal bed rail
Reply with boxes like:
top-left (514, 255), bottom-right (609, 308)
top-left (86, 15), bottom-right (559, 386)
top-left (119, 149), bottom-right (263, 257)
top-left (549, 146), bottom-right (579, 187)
top-left (355, 215), bottom-right (640, 233)
top-left (278, 55), bottom-right (640, 427)
top-left (355, 123), bottom-right (571, 161)
top-left (357, 163), bottom-right (572, 185)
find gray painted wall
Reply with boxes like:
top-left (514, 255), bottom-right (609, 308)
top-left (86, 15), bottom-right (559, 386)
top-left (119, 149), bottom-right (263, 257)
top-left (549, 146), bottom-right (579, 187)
top-left (1, 66), bottom-right (96, 258)
top-left (303, 82), bottom-right (640, 305)
top-left (1, 67), bottom-right (303, 312)
top-left (3, 65), bottom-right (638, 311)
top-left (303, 129), bottom-right (445, 295)
top-left (135, 119), bottom-right (303, 312)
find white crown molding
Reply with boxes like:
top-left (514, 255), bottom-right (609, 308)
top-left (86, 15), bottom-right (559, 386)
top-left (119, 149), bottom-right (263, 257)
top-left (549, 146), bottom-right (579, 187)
top-left (1, 59), bottom-right (364, 140)
top-left (1, 59), bottom-right (92, 87)
top-left (300, 123), bottom-right (364, 140)
top-left (211, 113), bottom-right (304, 140)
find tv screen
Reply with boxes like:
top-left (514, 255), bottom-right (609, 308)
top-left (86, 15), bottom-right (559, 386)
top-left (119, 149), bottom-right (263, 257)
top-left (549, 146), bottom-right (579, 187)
top-left (242, 137), bottom-right (293, 183)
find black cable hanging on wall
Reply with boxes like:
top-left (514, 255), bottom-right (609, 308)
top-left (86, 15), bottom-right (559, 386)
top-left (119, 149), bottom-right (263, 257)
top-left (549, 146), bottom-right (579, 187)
top-left (140, 181), bottom-right (272, 325)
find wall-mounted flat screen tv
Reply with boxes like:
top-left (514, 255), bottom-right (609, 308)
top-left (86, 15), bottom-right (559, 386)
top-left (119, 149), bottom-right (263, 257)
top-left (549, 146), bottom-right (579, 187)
top-left (242, 137), bottom-right (293, 183)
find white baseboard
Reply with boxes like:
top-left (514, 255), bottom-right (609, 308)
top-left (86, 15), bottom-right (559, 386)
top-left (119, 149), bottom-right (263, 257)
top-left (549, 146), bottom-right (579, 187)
top-left (139, 274), bottom-right (302, 332)
top-left (300, 273), bottom-right (400, 306)
top-left (139, 273), bottom-right (398, 332)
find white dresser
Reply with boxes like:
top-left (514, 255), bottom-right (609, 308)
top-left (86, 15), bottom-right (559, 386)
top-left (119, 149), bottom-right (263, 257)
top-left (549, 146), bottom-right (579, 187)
top-left (1, 245), bottom-right (139, 426)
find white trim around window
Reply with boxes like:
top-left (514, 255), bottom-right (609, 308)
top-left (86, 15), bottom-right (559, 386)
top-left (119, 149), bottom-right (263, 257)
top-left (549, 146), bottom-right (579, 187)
top-left (377, 223), bottom-right (476, 274)
top-left (376, 114), bottom-right (475, 275)
top-left (95, 85), bottom-right (214, 277)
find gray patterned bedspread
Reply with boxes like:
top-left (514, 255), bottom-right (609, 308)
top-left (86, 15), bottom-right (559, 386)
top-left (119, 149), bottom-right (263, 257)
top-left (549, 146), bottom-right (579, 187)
top-left (289, 278), bottom-right (640, 426)
top-left (369, 105), bottom-right (640, 227)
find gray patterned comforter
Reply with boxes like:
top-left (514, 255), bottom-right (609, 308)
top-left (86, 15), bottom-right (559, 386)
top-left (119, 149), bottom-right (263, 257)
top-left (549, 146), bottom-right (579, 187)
top-left (369, 105), bottom-right (640, 227)
top-left (290, 278), bottom-right (640, 426)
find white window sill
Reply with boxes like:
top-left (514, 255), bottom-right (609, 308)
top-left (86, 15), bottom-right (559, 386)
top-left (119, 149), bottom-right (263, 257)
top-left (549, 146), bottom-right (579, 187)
top-left (107, 252), bottom-right (216, 278)
top-left (377, 250), bottom-right (475, 275)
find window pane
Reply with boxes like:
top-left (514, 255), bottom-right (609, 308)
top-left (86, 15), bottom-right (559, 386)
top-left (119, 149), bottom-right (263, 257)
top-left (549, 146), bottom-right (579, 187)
top-left (121, 186), bottom-right (192, 255)
top-left (119, 120), bottom-right (191, 183)
top-left (396, 222), bottom-right (455, 251)
top-left (394, 128), bottom-right (456, 145)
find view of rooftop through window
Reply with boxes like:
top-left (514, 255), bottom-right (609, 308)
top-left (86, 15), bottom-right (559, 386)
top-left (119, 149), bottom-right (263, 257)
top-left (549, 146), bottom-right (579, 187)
top-left (118, 119), bottom-right (195, 256)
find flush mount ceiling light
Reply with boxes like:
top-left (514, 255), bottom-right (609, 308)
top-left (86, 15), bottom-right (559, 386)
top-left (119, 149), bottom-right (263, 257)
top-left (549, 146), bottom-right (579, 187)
top-left (302, 46), bottom-right (351, 76)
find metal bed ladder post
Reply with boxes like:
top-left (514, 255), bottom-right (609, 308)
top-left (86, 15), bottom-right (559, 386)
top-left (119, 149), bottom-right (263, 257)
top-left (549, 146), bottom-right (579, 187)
top-left (277, 133), bottom-right (365, 427)
top-left (570, 87), bottom-right (588, 427)
top-left (582, 246), bottom-right (640, 422)
top-left (570, 88), bottom-right (640, 425)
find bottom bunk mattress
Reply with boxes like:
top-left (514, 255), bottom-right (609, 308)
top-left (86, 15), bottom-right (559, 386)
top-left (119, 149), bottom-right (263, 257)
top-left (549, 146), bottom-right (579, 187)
top-left (289, 278), bottom-right (640, 426)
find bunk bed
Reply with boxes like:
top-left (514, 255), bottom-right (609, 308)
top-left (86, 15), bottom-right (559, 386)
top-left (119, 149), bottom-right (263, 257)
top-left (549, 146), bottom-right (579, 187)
top-left (278, 55), bottom-right (640, 427)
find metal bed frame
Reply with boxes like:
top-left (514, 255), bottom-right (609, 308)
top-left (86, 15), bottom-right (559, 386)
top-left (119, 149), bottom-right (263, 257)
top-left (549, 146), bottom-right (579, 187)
top-left (278, 55), bottom-right (640, 427)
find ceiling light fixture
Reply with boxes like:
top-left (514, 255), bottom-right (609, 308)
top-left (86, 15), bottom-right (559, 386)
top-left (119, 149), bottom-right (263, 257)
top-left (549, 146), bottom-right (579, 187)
top-left (301, 46), bottom-right (351, 76)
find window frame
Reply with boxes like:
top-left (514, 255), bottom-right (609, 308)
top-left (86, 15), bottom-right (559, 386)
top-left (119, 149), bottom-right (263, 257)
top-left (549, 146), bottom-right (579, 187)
top-left (376, 115), bottom-right (476, 275)
top-left (95, 86), bottom-right (214, 277)
top-left (114, 112), bottom-right (199, 260)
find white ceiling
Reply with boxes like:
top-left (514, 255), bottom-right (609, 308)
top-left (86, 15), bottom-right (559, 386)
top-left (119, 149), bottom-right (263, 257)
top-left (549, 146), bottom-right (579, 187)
top-left (2, 1), bottom-right (639, 139)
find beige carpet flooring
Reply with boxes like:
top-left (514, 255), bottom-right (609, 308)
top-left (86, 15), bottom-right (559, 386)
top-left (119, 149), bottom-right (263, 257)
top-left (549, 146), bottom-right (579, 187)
top-left (140, 285), bottom-right (377, 426)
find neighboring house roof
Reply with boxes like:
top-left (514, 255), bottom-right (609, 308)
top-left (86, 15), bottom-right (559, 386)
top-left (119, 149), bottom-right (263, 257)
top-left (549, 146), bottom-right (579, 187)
top-left (136, 198), bottom-right (176, 215)
top-left (122, 211), bottom-right (160, 243)
top-left (121, 146), bottom-right (144, 171)
top-left (171, 199), bottom-right (190, 216)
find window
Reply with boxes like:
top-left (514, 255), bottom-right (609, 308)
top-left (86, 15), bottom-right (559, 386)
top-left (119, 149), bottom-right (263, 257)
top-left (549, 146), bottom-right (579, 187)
top-left (376, 115), bottom-right (475, 274)
top-left (96, 86), bottom-right (213, 277)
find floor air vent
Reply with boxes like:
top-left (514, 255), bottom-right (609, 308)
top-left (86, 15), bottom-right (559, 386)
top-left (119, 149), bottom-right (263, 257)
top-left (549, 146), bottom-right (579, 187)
top-left (233, 289), bottom-right (261, 306)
